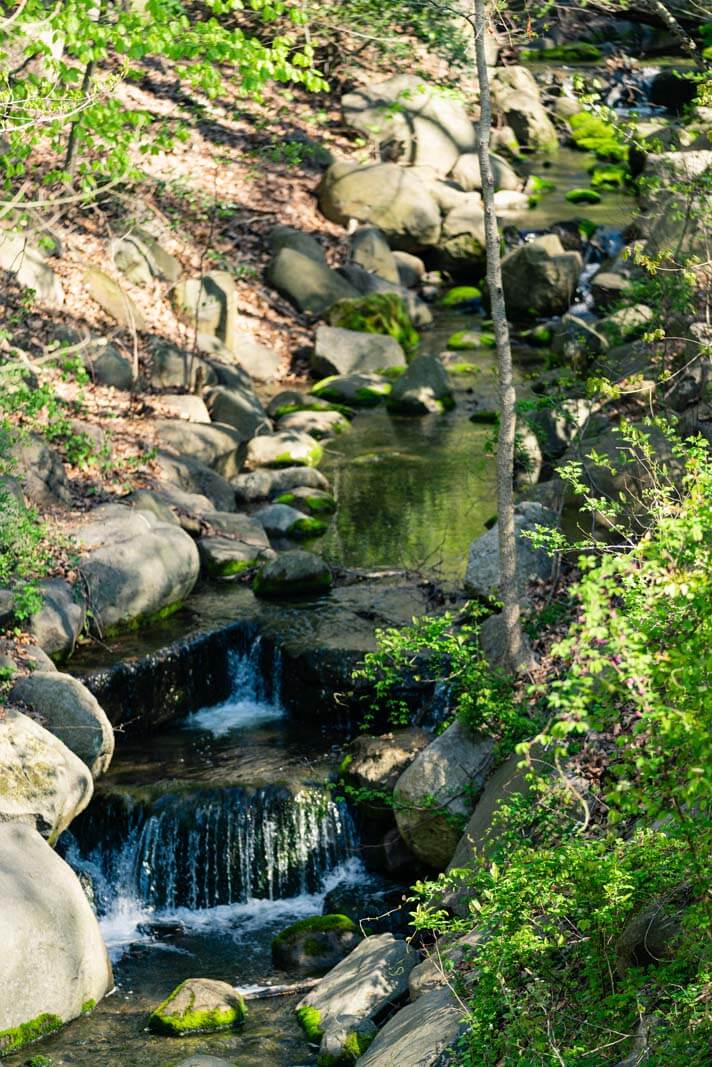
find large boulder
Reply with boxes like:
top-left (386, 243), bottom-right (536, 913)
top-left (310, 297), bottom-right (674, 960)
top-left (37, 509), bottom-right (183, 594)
top-left (82, 340), bottom-right (134, 391)
top-left (500, 91), bottom-right (558, 153)
top-left (255, 502), bottom-right (328, 540)
top-left (146, 338), bottom-right (218, 392)
top-left (253, 549), bottom-right (332, 599)
top-left (344, 729), bottom-right (431, 792)
top-left (0, 707), bottom-right (93, 843)
top-left (319, 162), bottom-right (441, 250)
top-left (357, 986), bottom-right (462, 1066)
top-left (85, 267), bottom-right (146, 330)
top-left (0, 232), bottom-right (64, 305)
top-left (155, 419), bottom-right (244, 478)
top-left (233, 466), bottom-right (330, 503)
top-left (80, 522), bottom-right (200, 635)
top-left (464, 501), bottom-right (557, 598)
top-left (244, 431), bottom-right (322, 470)
top-left (312, 325), bottom-right (406, 378)
top-left (342, 75), bottom-right (476, 178)
top-left (198, 536), bottom-right (272, 579)
top-left (28, 577), bottom-right (85, 661)
top-left (350, 226), bottom-right (400, 284)
top-left (156, 452), bottom-right (236, 512)
top-left (311, 372), bottom-right (391, 407)
top-left (272, 914), bottom-right (361, 975)
top-left (266, 247), bottom-right (358, 316)
top-left (0, 824), bottom-right (113, 1055)
top-left (435, 200), bottom-right (486, 270)
top-left (203, 385), bottom-right (270, 440)
top-left (501, 235), bottom-right (582, 319)
top-left (387, 355), bottom-right (454, 415)
top-left (393, 721), bottom-right (496, 869)
top-left (297, 934), bottom-right (416, 1039)
top-left (11, 672), bottom-right (114, 778)
top-left (268, 224), bottom-right (326, 263)
top-left (148, 978), bottom-right (247, 1035)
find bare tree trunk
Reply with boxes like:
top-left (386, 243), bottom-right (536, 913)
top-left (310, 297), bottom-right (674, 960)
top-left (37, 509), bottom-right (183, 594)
top-left (471, 0), bottom-right (528, 673)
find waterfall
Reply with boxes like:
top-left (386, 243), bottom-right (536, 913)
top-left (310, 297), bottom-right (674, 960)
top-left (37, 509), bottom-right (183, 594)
top-left (183, 640), bottom-right (285, 736)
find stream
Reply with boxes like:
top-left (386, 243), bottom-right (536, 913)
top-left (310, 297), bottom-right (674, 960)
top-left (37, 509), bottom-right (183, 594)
top-left (5, 85), bottom-right (650, 1067)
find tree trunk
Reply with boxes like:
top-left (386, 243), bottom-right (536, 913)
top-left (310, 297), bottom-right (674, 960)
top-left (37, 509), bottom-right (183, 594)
top-left (471, 0), bottom-right (529, 673)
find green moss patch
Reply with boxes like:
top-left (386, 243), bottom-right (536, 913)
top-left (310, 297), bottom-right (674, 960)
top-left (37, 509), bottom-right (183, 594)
top-left (328, 293), bottom-right (419, 354)
top-left (272, 444), bottom-right (323, 468)
top-left (273, 914), bottom-right (357, 953)
top-left (317, 1027), bottom-right (376, 1066)
top-left (290, 516), bottom-right (329, 540)
top-left (519, 324), bottom-right (552, 347)
top-left (148, 981), bottom-right (247, 1036)
top-left (521, 42), bottom-right (601, 62)
top-left (448, 329), bottom-right (495, 351)
top-left (447, 361), bottom-right (479, 375)
top-left (296, 1004), bottom-right (323, 1042)
top-left (439, 285), bottom-right (482, 308)
top-left (590, 163), bottom-right (628, 190)
top-left (206, 557), bottom-right (255, 579)
top-left (0, 1013), bottom-right (63, 1055)
top-left (569, 111), bottom-right (627, 162)
top-left (380, 365), bottom-right (406, 380)
top-left (565, 187), bottom-right (602, 205)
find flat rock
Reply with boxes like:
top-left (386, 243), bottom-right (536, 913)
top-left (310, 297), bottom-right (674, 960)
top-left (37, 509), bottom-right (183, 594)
top-left (204, 385), bottom-right (270, 440)
top-left (277, 409), bottom-right (349, 439)
top-left (85, 266), bottom-right (146, 329)
top-left (233, 466), bottom-right (330, 503)
top-left (312, 325), bottom-right (406, 379)
top-left (253, 550), bottom-right (332, 599)
top-left (244, 431), bottom-right (322, 470)
top-left (266, 247), bottom-right (358, 316)
top-left (357, 986), bottom-right (462, 1065)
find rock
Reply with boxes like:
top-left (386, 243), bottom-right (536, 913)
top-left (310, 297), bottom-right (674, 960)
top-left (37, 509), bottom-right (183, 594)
top-left (312, 373), bottom-right (391, 407)
top-left (277, 409), bottom-right (349, 439)
top-left (0, 707), bottom-right (93, 842)
top-left (253, 550), bottom-right (332, 599)
top-left (328, 293), bottom-right (418, 354)
top-left (600, 304), bottom-right (654, 343)
top-left (342, 74), bottom-right (476, 177)
top-left (147, 338), bottom-right (218, 392)
top-left (649, 69), bottom-right (696, 113)
top-left (393, 251), bottom-right (425, 288)
top-left (344, 729), bottom-right (431, 792)
top-left (393, 721), bottom-right (496, 870)
top-left (11, 435), bottom-right (70, 506)
top-left (233, 466), bottom-right (330, 503)
top-left (336, 267), bottom-right (434, 329)
top-left (255, 503), bottom-right (328, 540)
top-left (173, 1058), bottom-right (238, 1067)
top-left (318, 1016), bottom-right (377, 1064)
top-left (11, 643), bottom-right (57, 673)
top-left (615, 896), bottom-right (684, 975)
top-left (272, 914), bottom-right (361, 975)
top-left (528, 397), bottom-right (594, 459)
top-left (501, 235), bottom-right (582, 319)
top-left (80, 522), bottom-right (200, 635)
top-left (356, 986), bottom-right (461, 1066)
top-left (464, 501), bottom-right (557, 598)
top-left (318, 162), bottom-right (441, 250)
top-left (273, 486), bottom-right (337, 515)
top-left (516, 425), bottom-right (543, 488)
top-left (494, 189), bottom-right (531, 213)
top-left (244, 431), bottom-right (322, 470)
top-left (351, 226), bottom-right (400, 284)
top-left (82, 340), bottom-right (134, 391)
top-left (198, 536), bottom-right (271, 578)
top-left (552, 313), bottom-right (609, 368)
top-left (312, 325), bottom-right (406, 379)
top-left (266, 390), bottom-right (316, 419)
top-left (201, 511), bottom-right (269, 544)
top-left (590, 271), bottom-right (632, 310)
top-left (85, 266), bottom-right (145, 329)
top-left (155, 419), bottom-right (244, 477)
top-left (491, 64), bottom-right (540, 102)
top-left (125, 489), bottom-right (181, 525)
top-left (228, 335), bottom-right (282, 382)
top-left (171, 272), bottom-right (238, 350)
top-left (387, 355), bottom-right (454, 415)
top-left (435, 200), bottom-right (486, 269)
top-left (266, 247), bottom-right (358, 316)
top-left (157, 394), bottom-right (211, 423)
top-left (11, 672), bottom-right (114, 778)
top-left (0, 232), bottom-right (64, 305)
top-left (156, 452), bottom-right (236, 512)
top-left (297, 934), bottom-right (416, 1038)
top-left (500, 92), bottom-right (558, 153)
top-left (452, 152), bottom-right (521, 193)
top-left (0, 823), bottom-right (112, 1054)
top-left (28, 577), bottom-right (85, 661)
top-left (148, 978), bottom-right (247, 1035)
top-left (113, 228), bottom-right (181, 285)
top-left (203, 385), bottom-right (270, 441)
top-left (268, 224), bottom-right (326, 263)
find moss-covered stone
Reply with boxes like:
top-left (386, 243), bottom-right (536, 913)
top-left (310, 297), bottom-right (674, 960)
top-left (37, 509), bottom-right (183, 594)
top-left (148, 978), bottom-right (247, 1036)
top-left (312, 374), bottom-right (391, 407)
top-left (565, 187), bottom-right (601, 205)
top-left (448, 329), bottom-right (496, 350)
top-left (521, 42), bottom-right (601, 62)
top-left (253, 549), bottom-right (333, 599)
top-left (273, 914), bottom-right (358, 952)
top-left (439, 285), bottom-right (481, 308)
top-left (296, 1004), bottom-right (323, 1042)
top-left (328, 293), bottom-right (419, 355)
top-left (274, 914), bottom-right (361, 974)
top-left (519, 324), bottom-right (552, 347)
top-left (0, 1013), bottom-right (63, 1055)
top-left (446, 361), bottom-right (479, 375)
top-left (569, 111), bottom-right (627, 162)
top-left (290, 516), bottom-right (329, 540)
top-left (380, 364), bottom-right (406, 380)
top-left (590, 163), bottom-right (628, 190)
top-left (275, 488), bottom-right (337, 515)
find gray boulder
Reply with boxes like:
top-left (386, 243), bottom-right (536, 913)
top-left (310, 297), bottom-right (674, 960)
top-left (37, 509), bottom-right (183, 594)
top-left (393, 251), bottom-right (426, 288)
top-left (244, 431), bottom-right (322, 470)
top-left (351, 225), bottom-right (400, 284)
top-left (155, 419), bottom-right (244, 478)
top-left (156, 394), bottom-right (211, 423)
top-left (452, 151), bottom-right (521, 192)
top-left (113, 228), bottom-right (181, 285)
top-left (85, 267), bottom-right (146, 330)
top-left (255, 503), bottom-right (327, 539)
top-left (268, 224), bottom-right (326, 263)
top-left (312, 325), bottom-right (406, 379)
top-left (272, 915), bottom-right (361, 975)
top-left (11, 672), bottom-right (114, 778)
top-left (387, 355), bottom-right (454, 415)
top-left (552, 313), bottom-right (609, 368)
top-left (11, 435), bottom-right (70, 506)
top-left (80, 522), bottom-right (200, 635)
top-left (394, 721), bottom-right (496, 869)
top-left (82, 340), bottom-right (134, 391)
top-left (253, 550), bottom-right (332, 599)
top-left (233, 466), bottom-right (330, 503)
top-left (297, 933), bottom-right (416, 1036)
top-left (28, 577), bottom-right (85, 661)
top-left (203, 385), bottom-right (271, 440)
top-left (319, 1017), bottom-right (377, 1064)
top-left (501, 235), bottom-right (582, 319)
top-left (147, 338), bottom-right (218, 392)
top-left (357, 986), bottom-right (462, 1066)
top-left (435, 199), bottom-right (486, 269)
top-left (344, 729), bottom-right (430, 793)
top-left (171, 271), bottom-right (238, 349)
top-left (464, 500), bottom-right (557, 598)
top-left (0, 824), bottom-right (112, 1054)
top-left (0, 232), bottom-right (64, 305)
top-left (0, 707), bottom-right (93, 842)
top-left (500, 91), bottom-right (558, 153)
top-left (311, 372), bottom-right (391, 407)
top-left (198, 536), bottom-right (272, 579)
top-left (266, 247), bottom-right (358, 316)
top-left (342, 75), bottom-right (476, 177)
top-left (228, 335), bottom-right (282, 382)
top-left (590, 271), bottom-right (632, 310)
top-left (337, 263), bottom-right (433, 328)
top-left (318, 162), bottom-right (441, 250)
top-left (277, 409), bottom-right (350, 439)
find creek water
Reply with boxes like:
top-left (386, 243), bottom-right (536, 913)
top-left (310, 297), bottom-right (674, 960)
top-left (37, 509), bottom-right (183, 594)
top-left (10, 89), bottom-right (648, 1067)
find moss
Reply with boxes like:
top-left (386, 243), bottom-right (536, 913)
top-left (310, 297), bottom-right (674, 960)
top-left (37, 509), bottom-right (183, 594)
top-left (100, 599), bottom-right (183, 637)
top-left (273, 914), bottom-right (357, 952)
top-left (328, 293), bottom-right (419, 354)
top-left (355, 385), bottom-right (390, 405)
top-left (148, 981), bottom-right (247, 1036)
top-left (274, 491), bottom-right (296, 506)
top-left (446, 361), bottom-right (479, 375)
top-left (520, 324), bottom-right (552, 347)
top-left (521, 42), bottom-right (601, 62)
top-left (590, 163), bottom-right (628, 190)
top-left (26, 1057), bottom-right (54, 1067)
top-left (316, 1028), bottom-right (375, 1066)
top-left (0, 1013), bottom-right (63, 1055)
top-left (565, 187), bottom-right (601, 205)
top-left (290, 516), bottom-right (329, 540)
top-left (206, 557), bottom-right (254, 579)
top-left (439, 285), bottom-right (482, 307)
top-left (79, 1000), bottom-right (96, 1016)
top-left (296, 1004), bottom-right (323, 1042)
top-left (312, 376), bottom-right (389, 407)
top-left (578, 217), bottom-right (597, 240)
top-left (379, 365), bottom-right (406, 380)
top-left (448, 330), bottom-right (495, 351)
top-left (338, 753), bottom-right (353, 776)
top-left (272, 443), bottom-right (323, 468)
top-left (569, 111), bottom-right (627, 162)
top-left (303, 937), bottom-right (322, 957)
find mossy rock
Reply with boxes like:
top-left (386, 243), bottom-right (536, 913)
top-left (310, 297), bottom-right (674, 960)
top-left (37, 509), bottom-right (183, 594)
top-left (590, 163), bottom-right (628, 190)
top-left (446, 361), bottom-right (479, 375)
top-left (448, 329), bottom-right (496, 350)
top-left (274, 487), bottom-right (337, 515)
top-left (317, 1018), bottom-right (378, 1065)
top-left (439, 285), bottom-right (482, 308)
top-left (527, 174), bottom-right (556, 207)
top-left (148, 978), bottom-right (247, 1036)
top-left (253, 549), bottom-right (332, 599)
top-left (518, 324), bottom-right (552, 347)
top-left (569, 112), bottom-right (627, 162)
top-left (296, 1004), bottom-right (324, 1042)
top-left (521, 42), bottom-right (601, 62)
top-left (312, 373), bottom-right (391, 407)
top-left (328, 293), bottom-right (419, 355)
top-left (272, 914), bottom-right (361, 975)
top-left (0, 1013), bottom-right (63, 1055)
top-left (565, 187), bottom-right (602, 205)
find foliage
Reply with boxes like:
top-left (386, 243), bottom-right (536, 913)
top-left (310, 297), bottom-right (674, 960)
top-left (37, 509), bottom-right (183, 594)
top-left (352, 609), bottom-right (534, 754)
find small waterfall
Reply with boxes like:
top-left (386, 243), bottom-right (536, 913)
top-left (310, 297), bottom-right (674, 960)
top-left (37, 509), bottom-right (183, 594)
top-left (183, 640), bottom-right (285, 736)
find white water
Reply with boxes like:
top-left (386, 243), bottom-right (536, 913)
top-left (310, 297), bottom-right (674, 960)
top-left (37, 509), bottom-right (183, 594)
top-left (183, 641), bottom-right (285, 737)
